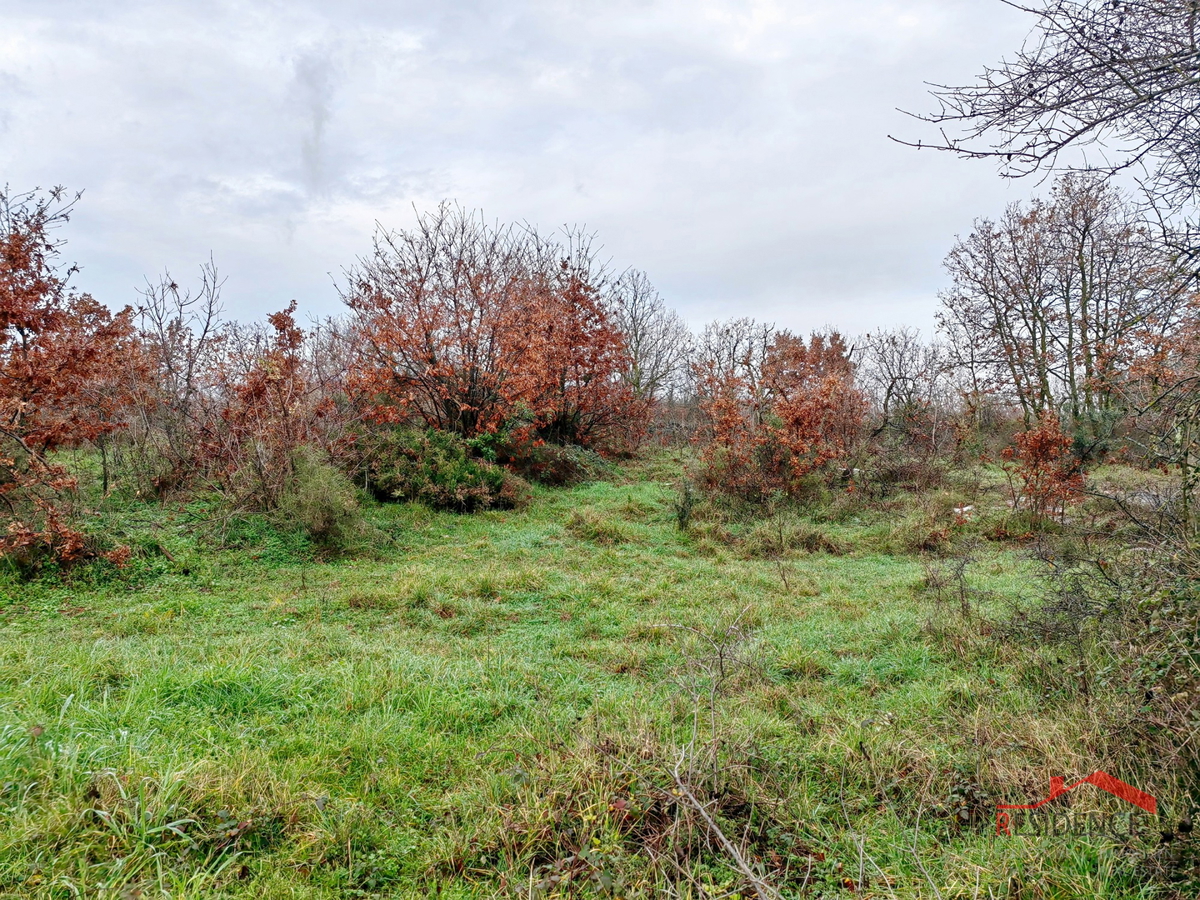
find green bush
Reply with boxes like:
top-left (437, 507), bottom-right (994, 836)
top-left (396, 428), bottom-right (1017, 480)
top-left (672, 481), bottom-right (697, 531)
top-left (494, 438), bottom-right (610, 487)
top-left (276, 446), bottom-right (364, 549)
top-left (358, 427), bottom-right (530, 512)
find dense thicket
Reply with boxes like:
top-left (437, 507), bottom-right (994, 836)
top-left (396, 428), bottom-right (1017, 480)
top-left (0, 197), bottom-right (664, 562)
top-left (692, 323), bottom-right (865, 502)
top-left (340, 205), bottom-right (643, 455)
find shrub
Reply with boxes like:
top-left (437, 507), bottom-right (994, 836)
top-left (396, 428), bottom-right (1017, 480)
top-left (888, 514), bottom-right (954, 555)
top-left (672, 481), bottom-right (697, 531)
top-left (341, 205), bottom-right (648, 454)
top-left (694, 328), bottom-right (866, 504)
top-left (497, 470), bottom-right (534, 508)
top-left (492, 437), bottom-right (609, 487)
top-left (860, 453), bottom-right (949, 499)
top-left (1002, 412), bottom-right (1084, 524)
top-left (275, 446), bottom-right (363, 549)
top-left (739, 518), bottom-right (850, 558)
top-left (0, 187), bottom-right (138, 567)
top-left (358, 427), bottom-right (528, 512)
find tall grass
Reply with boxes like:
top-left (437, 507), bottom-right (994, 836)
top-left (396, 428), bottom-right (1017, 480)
top-left (0, 453), bottom-right (1188, 897)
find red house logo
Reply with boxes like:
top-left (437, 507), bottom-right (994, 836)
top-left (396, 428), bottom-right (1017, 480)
top-left (996, 772), bottom-right (1156, 836)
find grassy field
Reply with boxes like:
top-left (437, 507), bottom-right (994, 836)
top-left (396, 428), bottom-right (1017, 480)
top-left (0, 453), bottom-right (1183, 898)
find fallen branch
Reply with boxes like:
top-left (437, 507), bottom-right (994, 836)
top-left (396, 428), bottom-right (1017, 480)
top-left (670, 750), bottom-right (780, 900)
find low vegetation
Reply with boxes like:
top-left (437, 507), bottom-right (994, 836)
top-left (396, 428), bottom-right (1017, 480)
top-left (0, 451), bottom-right (1195, 898)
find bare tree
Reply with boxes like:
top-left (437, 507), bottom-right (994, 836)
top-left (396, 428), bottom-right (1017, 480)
top-left (305, 315), bottom-right (360, 423)
top-left (859, 327), bottom-right (954, 451)
top-left (859, 328), bottom-right (945, 425)
top-left (127, 259), bottom-right (226, 492)
top-left (939, 173), bottom-right (1190, 447)
top-left (899, 0), bottom-right (1200, 208)
top-left (610, 268), bottom-right (692, 402)
top-left (691, 318), bottom-right (775, 433)
top-left (138, 261), bottom-right (224, 414)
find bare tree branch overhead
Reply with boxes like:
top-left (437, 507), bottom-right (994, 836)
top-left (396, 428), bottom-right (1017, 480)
top-left (895, 1), bottom-right (1200, 204)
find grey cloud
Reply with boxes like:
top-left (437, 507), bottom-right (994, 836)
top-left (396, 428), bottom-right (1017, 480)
top-left (0, 0), bottom-right (1035, 332)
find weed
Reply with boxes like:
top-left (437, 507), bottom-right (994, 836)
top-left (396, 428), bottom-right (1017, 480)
top-left (672, 480), bottom-right (697, 531)
top-left (276, 445), bottom-right (364, 550)
top-left (566, 510), bottom-right (629, 545)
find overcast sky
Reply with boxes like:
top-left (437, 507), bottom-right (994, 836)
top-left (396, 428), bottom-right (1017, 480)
top-left (0, 0), bottom-right (1038, 333)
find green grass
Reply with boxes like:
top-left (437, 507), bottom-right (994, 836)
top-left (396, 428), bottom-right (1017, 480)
top-left (0, 453), bottom-right (1184, 898)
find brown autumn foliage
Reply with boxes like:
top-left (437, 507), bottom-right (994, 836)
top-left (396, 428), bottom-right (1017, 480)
top-left (341, 204), bottom-right (645, 458)
top-left (1120, 288), bottom-right (1200, 532)
top-left (515, 260), bottom-right (641, 450)
top-left (0, 187), bottom-right (137, 566)
top-left (694, 325), bottom-right (866, 502)
top-left (1001, 411), bottom-right (1085, 523)
top-left (209, 301), bottom-right (333, 509)
top-left (123, 262), bottom-right (359, 514)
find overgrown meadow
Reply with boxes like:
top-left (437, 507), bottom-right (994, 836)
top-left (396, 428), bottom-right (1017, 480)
top-left (0, 450), bottom-right (1193, 899)
top-left (3, 165), bottom-right (1200, 898)
top-left (9, 0), bottom-right (1200, 892)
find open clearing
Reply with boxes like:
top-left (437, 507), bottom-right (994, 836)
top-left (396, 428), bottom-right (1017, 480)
top-left (0, 454), bottom-right (1167, 898)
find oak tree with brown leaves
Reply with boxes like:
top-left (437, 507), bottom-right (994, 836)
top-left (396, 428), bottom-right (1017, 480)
top-left (694, 323), bottom-right (865, 502)
top-left (341, 204), bottom-right (643, 455)
top-left (0, 187), bottom-right (136, 565)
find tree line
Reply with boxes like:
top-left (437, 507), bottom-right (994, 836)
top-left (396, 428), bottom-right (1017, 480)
top-left (3, 169), bottom-right (1197, 569)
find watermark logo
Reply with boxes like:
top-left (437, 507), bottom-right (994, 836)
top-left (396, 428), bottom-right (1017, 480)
top-left (995, 771), bottom-right (1157, 837)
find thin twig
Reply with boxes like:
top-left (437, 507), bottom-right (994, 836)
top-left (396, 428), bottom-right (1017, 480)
top-left (671, 750), bottom-right (780, 900)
